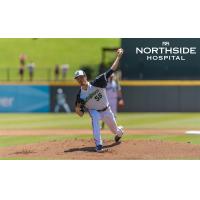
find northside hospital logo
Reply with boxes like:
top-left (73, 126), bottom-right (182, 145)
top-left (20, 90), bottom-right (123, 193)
top-left (136, 41), bottom-right (197, 61)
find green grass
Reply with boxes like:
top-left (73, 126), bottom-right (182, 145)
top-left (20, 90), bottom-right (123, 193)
top-left (0, 134), bottom-right (105, 148)
top-left (0, 38), bottom-right (120, 81)
top-left (0, 135), bottom-right (90, 147)
top-left (1, 113), bottom-right (200, 129)
top-left (123, 134), bottom-right (200, 145)
top-left (1, 112), bottom-right (200, 150)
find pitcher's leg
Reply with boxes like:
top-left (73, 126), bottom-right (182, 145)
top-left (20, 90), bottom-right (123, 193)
top-left (110, 98), bottom-right (117, 117)
top-left (101, 107), bottom-right (124, 137)
top-left (88, 110), bottom-right (102, 146)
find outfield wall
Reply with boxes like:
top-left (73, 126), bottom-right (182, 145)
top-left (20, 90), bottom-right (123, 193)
top-left (0, 85), bottom-right (49, 112)
top-left (50, 86), bottom-right (79, 113)
top-left (50, 82), bottom-right (200, 112)
top-left (122, 86), bottom-right (200, 112)
top-left (1, 83), bottom-right (200, 112)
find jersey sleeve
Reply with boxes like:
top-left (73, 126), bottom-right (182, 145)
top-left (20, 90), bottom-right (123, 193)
top-left (90, 69), bottom-right (114, 88)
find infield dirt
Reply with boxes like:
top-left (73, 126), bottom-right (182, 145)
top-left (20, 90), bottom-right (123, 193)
top-left (1, 129), bottom-right (200, 159)
top-left (1, 137), bottom-right (200, 159)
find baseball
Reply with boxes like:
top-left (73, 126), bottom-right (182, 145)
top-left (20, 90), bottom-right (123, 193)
top-left (117, 48), bottom-right (124, 55)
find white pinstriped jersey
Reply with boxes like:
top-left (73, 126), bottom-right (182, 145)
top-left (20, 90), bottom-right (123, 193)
top-left (75, 69), bottom-right (114, 111)
top-left (80, 83), bottom-right (109, 110)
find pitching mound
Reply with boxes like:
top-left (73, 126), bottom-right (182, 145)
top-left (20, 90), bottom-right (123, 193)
top-left (1, 139), bottom-right (200, 159)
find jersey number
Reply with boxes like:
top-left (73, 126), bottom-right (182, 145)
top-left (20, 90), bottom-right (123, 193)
top-left (95, 93), bottom-right (102, 101)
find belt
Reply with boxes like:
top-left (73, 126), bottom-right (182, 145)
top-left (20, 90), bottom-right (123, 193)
top-left (97, 106), bottom-right (109, 112)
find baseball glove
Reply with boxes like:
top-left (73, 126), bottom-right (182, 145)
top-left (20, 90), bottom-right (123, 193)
top-left (79, 99), bottom-right (85, 112)
top-left (76, 98), bottom-right (85, 113)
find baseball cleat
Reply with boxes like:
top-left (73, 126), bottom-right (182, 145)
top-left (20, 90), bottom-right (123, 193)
top-left (115, 126), bottom-right (124, 143)
top-left (115, 135), bottom-right (121, 143)
top-left (95, 145), bottom-right (108, 153)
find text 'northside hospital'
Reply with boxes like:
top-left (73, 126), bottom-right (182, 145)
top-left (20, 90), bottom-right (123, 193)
top-left (120, 38), bottom-right (200, 112)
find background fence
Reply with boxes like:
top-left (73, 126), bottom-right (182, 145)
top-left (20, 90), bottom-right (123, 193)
top-left (0, 68), bottom-right (70, 82)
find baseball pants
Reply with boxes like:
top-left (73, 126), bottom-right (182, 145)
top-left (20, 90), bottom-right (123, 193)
top-left (88, 107), bottom-right (123, 146)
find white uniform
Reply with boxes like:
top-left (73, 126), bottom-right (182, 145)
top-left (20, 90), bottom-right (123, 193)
top-left (106, 80), bottom-right (121, 115)
top-left (75, 70), bottom-right (123, 146)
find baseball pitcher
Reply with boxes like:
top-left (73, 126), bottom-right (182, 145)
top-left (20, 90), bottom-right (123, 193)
top-left (74, 48), bottom-right (124, 152)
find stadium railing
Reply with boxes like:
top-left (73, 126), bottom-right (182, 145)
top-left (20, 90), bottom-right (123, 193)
top-left (0, 68), bottom-right (69, 82)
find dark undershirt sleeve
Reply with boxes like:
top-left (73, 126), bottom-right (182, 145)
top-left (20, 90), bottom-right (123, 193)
top-left (90, 69), bottom-right (114, 88)
top-left (105, 69), bottom-right (114, 79)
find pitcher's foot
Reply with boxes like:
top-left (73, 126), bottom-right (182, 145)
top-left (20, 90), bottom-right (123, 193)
top-left (95, 145), bottom-right (108, 153)
top-left (115, 135), bottom-right (121, 143)
top-left (115, 126), bottom-right (124, 143)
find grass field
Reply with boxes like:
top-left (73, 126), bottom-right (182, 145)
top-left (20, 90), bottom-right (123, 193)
top-left (0, 38), bottom-right (120, 81)
top-left (1, 112), bottom-right (200, 159)
top-left (1, 112), bottom-right (200, 129)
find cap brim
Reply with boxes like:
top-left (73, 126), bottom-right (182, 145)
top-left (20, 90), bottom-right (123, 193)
top-left (74, 75), bottom-right (85, 79)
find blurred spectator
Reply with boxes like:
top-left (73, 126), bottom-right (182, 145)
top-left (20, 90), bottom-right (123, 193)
top-left (27, 61), bottom-right (35, 81)
top-left (54, 64), bottom-right (60, 81)
top-left (19, 66), bottom-right (24, 81)
top-left (61, 64), bottom-right (69, 80)
top-left (54, 88), bottom-right (71, 113)
top-left (19, 53), bottom-right (27, 67)
top-left (19, 53), bottom-right (27, 81)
